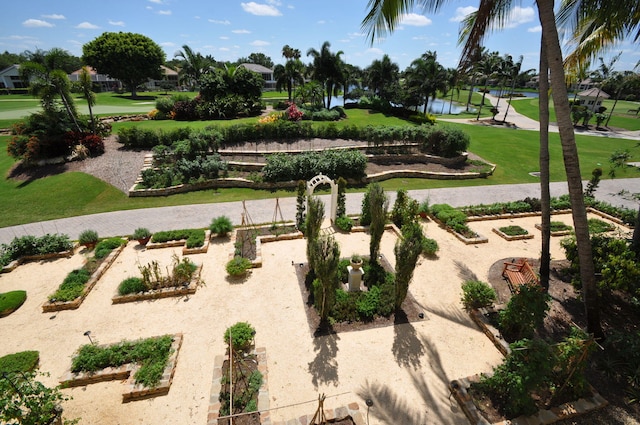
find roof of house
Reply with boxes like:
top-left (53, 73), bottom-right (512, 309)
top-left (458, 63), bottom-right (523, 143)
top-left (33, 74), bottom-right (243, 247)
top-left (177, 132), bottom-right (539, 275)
top-left (577, 88), bottom-right (610, 98)
top-left (0, 64), bottom-right (20, 76)
top-left (239, 63), bottom-right (273, 73)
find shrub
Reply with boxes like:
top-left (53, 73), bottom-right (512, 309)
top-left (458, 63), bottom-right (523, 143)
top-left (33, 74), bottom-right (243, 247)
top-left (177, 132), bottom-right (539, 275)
top-left (226, 256), bottom-right (252, 276)
top-left (224, 322), bottom-right (255, 352)
top-left (0, 234), bottom-right (73, 267)
top-left (118, 277), bottom-right (146, 295)
top-left (49, 269), bottom-right (91, 302)
top-left (262, 150), bottom-right (367, 182)
top-left (461, 280), bottom-right (496, 309)
top-left (498, 282), bottom-right (550, 340)
top-left (335, 215), bottom-right (353, 232)
top-left (94, 237), bottom-right (126, 259)
top-left (0, 351), bottom-right (39, 374)
top-left (209, 216), bottom-right (234, 237)
top-left (0, 290), bottom-right (27, 316)
top-left (550, 221), bottom-right (572, 232)
top-left (421, 237), bottom-right (439, 256)
top-left (78, 229), bottom-right (99, 246)
top-left (132, 227), bottom-right (152, 240)
top-left (356, 285), bottom-right (381, 320)
top-left (587, 218), bottom-right (615, 234)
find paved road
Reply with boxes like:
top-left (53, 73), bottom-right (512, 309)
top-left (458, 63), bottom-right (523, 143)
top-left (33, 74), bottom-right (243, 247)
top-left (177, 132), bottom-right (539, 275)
top-left (1, 178), bottom-right (638, 244)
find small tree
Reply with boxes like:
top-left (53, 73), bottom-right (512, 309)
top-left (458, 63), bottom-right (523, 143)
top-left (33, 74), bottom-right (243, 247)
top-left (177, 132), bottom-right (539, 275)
top-left (296, 180), bottom-right (306, 231)
top-left (368, 184), bottom-right (388, 263)
top-left (499, 282), bottom-right (551, 340)
top-left (311, 235), bottom-right (340, 322)
top-left (209, 216), bottom-right (233, 237)
top-left (336, 177), bottom-right (347, 218)
top-left (360, 189), bottom-right (372, 226)
top-left (390, 189), bottom-right (409, 228)
top-left (78, 66), bottom-right (97, 133)
top-left (394, 221), bottom-right (424, 310)
top-left (305, 196), bottom-right (325, 272)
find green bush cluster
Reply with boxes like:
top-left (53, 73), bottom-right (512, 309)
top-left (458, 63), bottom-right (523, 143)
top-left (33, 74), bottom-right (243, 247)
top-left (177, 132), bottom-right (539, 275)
top-left (498, 225), bottom-right (529, 236)
top-left (0, 290), bottom-right (27, 315)
top-left (461, 280), bottom-right (497, 309)
top-left (151, 229), bottom-right (205, 248)
top-left (0, 351), bottom-right (39, 374)
top-left (0, 234), bottom-right (73, 268)
top-left (209, 216), bottom-right (234, 237)
top-left (226, 256), bottom-right (252, 276)
top-left (335, 215), bottom-right (354, 232)
top-left (599, 330), bottom-right (640, 402)
top-left (431, 203), bottom-right (476, 236)
top-left (421, 237), bottom-right (439, 256)
top-left (262, 150), bottom-right (367, 182)
top-left (587, 218), bottom-right (616, 234)
top-left (71, 335), bottom-right (174, 388)
top-left (549, 221), bottom-right (572, 232)
top-left (224, 322), bottom-right (256, 352)
top-left (94, 237), bottom-right (126, 259)
top-left (118, 126), bottom-right (193, 149)
top-left (49, 269), bottom-right (91, 302)
top-left (498, 282), bottom-right (550, 341)
top-left (117, 277), bottom-right (146, 295)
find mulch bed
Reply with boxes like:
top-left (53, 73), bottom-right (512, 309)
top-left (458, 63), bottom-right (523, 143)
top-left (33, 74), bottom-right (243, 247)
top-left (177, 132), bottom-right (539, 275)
top-left (294, 256), bottom-right (424, 335)
top-left (478, 257), bottom-right (640, 424)
top-left (235, 225), bottom-right (298, 260)
top-left (218, 354), bottom-right (261, 425)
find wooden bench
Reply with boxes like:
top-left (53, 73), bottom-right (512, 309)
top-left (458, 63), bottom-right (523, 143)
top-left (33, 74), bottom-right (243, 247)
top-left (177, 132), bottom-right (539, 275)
top-left (502, 258), bottom-right (539, 291)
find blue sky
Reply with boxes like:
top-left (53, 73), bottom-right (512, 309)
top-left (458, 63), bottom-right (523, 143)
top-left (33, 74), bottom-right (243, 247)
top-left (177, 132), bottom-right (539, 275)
top-left (1, 0), bottom-right (638, 74)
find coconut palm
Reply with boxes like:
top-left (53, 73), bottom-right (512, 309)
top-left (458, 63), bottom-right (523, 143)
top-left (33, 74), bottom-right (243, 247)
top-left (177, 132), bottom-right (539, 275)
top-left (502, 55), bottom-right (529, 122)
top-left (362, 0), bottom-right (604, 339)
top-left (174, 45), bottom-right (215, 90)
top-left (78, 66), bottom-right (96, 133)
top-left (365, 54), bottom-right (400, 102)
top-left (306, 41), bottom-right (345, 109)
top-left (404, 51), bottom-right (446, 114)
top-left (474, 51), bottom-right (500, 120)
top-left (274, 59), bottom-right (305, 101)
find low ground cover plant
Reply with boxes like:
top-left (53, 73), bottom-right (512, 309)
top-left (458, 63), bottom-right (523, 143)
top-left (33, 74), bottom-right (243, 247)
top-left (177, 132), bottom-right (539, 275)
top-left (0, 234), bottom-right (73, 268)
top-left (498, 225), bottom-right (529, 236)
top-left (151, 229), bottom-right (205, 248)
top-left (0, 290), bottom-right (27, 316)
top-left (431, 203), bottom-right (478, 238)
top-left (588, 218), bottom-right (616, 234)
top-left (71, 335), bottom-right (174, 387)
top-left (0, 351), bottom-right (39, 374)
top-left (549, 221), bottom-right (573, 232)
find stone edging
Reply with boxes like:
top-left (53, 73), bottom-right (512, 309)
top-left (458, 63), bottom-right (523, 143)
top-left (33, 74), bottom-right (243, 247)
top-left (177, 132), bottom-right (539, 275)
top-left (534, 223), bottom-right (573, 237)
top-left (229, 226), bottom-right (303, 269)
top-left (207, 346), bottom-right (270, 425)
top-left (146, 230), bottom-right (211, 254)
top-left (59, 333), bottom-right (183, 403)
top-left (1, 247), bottom-right (77, 274)
top-left (42, 243), bottom-right (126, 313)
top-left (449, 374), bottom-right (608, 425)
top-left (430, 216), bottom-right (488, 245)
top-left (271, 403), bottom-right (365, 425)
top-left (111, 264), bottom-right (203, 304)
top-left (469, 307), bottom-right (510, 357)
top-left (491, 227), bottom-right (534, 241)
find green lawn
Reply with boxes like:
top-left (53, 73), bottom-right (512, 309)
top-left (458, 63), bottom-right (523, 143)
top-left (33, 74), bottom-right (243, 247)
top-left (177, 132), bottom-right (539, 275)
top-left (2, 109), bottom-right (639, 228)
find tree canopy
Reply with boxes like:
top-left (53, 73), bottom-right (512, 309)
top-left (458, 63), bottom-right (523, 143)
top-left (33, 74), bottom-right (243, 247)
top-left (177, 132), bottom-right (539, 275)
top-left (82, 32), bottom-right (165, 97)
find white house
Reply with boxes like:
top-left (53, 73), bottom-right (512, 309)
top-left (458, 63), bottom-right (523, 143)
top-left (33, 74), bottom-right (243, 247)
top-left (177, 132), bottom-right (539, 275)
top-left (239, 63), bottom-right (276, 90)
top-left (68, 66), bottom-right (121, 91)
top-left (576, 88), bottom-right (610, 112)
top-left (0, 64), bottom-right (27, 89)
top-left (145, 65), bottom-right (179, 90)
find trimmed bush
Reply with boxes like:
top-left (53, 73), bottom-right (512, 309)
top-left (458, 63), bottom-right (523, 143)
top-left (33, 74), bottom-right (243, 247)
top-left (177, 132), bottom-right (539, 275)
top-left (78, 229), bottom-right (99, 246)
top-left (209, 216), bottom-right (234, 237)
top-left (461, 280), bottom-right (496, 309)
top-left (0, 290), bottom-right (27, 316)
top-left (94, 237), bottom-right (126, 259)
top-left (118, 277), bottom-right (146, 295)
top-left (499, 225), bottom-right (529, 236)
top-left (226, 256), bottom-right (252, 276)
top-left (335, 215), bottom-right (353, 232)
top-left (151, 229), bottom-right (205, 248)
top-left (262, 150), bottom-right (367, 182)
top-left (0, 351), bottom-right (39, 374)
top-left (421, 238), bottom-right (439, 256)
top-left (224, 322), bottom-right (255, 352)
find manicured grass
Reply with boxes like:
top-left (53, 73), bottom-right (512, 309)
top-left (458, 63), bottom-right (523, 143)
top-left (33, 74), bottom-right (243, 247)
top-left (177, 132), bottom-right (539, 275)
top-left (0, 290), bottom-right (27, 316)
top-left (2, 110), bottom-right (640, 227)
top-left (0, 350), bottom-right (39, 373)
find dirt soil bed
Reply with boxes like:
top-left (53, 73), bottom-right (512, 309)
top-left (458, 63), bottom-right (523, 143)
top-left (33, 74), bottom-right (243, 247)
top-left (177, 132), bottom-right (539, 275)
top-left (218, 354), bottom-right (261, 425)
top-left (235, 225), bottom-right (298, 260)
top-left (480, 257), bottom-right (640, 424)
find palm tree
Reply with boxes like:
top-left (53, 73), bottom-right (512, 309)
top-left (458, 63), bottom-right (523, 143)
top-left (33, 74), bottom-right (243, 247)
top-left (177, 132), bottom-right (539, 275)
top-left (502, 55), bottom-right (527, 122)
top-left (365, 54), bottom-right (400, 102)
top-left (404, 51), bottom-right (446, 114)
top-left (174, 45), bottom-right (215, 90)
top-left (306, 41), bottom-right (345, 109)
top-left (444, 67), bottom-right (462, 114)
top-left (274, 59), bottom-right (305, 101)
top-left (282, 44), bottom-right (301, 60)
top-left (78, 66), bottom-right (96, 133)
top-left (474, 51), bottom-right (500, 120)
top-left (362, 0), bottom-right (604, 339)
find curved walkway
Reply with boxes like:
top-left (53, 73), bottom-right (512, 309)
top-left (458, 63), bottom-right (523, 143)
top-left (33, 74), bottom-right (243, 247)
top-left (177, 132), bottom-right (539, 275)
top-left (1, 178), bottom-right (638, 244)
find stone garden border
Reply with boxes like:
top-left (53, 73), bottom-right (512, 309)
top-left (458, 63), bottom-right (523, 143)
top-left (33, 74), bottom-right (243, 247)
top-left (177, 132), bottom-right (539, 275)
top-left (430, 216), bottom-right (489, 245)
top-left (449, 374), bottom-right (608, 425)
top-left (534, 223), bottom-right (573, 237)
top-left (42, 243), bottom-right (126, 313)
top-left (491, 227), bottom-right (534, 241)
top-left (146, 230), bottom-right (211, 254)
top-left (1, 246), bottom-right (77, 274)
top-left (229, 225), bottom-right (303, 269)
top-left (59, 334), bottom-right (183, 403)
top-left (111, 265), bottom-right (203, 304)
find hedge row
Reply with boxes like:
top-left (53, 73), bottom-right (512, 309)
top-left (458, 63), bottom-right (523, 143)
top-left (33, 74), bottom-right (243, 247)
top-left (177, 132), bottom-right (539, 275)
top-left (0, 234), bottom-right (73, 268)
top-left (262, 150), bottom-right (367, 182)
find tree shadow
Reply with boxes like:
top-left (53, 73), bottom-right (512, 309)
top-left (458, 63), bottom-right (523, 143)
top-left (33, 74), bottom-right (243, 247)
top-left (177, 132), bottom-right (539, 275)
top-left (392, 309), bottom-right (425, 369)
top-left (307, 325), bottom-right (340, 388)
top-left (454, 260), bottom-right (478, 281)
top-left (357, 379), bottom-right (428, 424)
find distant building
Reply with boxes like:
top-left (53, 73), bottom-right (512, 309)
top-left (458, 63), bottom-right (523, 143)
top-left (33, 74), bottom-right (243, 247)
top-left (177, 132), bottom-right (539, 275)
top-left (146, 65), bottom-right (179, 90)
top-left (576, 88), bottom-right (610, 112)
top-left (68, 66), bottom-right (122, 91)
top-left (576, 78), bottom-right (596, 91)
top-left (239, 63), bottom-right (276, 90)
top-left (0, 64), bottom-right (27, 89)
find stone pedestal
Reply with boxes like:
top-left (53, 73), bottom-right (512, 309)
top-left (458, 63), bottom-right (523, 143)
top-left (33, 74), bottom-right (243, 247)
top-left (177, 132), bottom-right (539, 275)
top-left (347, 266), bottom-right (364, 292)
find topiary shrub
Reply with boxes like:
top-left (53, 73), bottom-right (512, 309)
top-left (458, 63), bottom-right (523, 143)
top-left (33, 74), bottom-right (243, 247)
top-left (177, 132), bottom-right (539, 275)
top-left (461, 280), bottom-right (496, 309)
top-left (226, 256), bottom-right (252, 277)
top-left (224, 322), bottom-right (255, 352)
top-left (118, 277), bottom-right (146, 296)
top-left (209, 216), bottom-right (234, 237)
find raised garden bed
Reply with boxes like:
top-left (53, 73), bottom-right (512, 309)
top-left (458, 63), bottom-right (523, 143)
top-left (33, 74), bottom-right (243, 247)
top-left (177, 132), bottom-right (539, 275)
top-left (233, 224), bottom-right (301, 267)
top-left (1, 246), bottom-right (76, 273)
top-left (492, 225), bottom-right (534, 241)
top-left (535, 222), bottom-right (573, 236)
top-left (112, 264), bottom-right (202, 304)
top-left (59, 334), bottom-right (182, 403)
top-left (146, 229), bottom-right (211, 254)
top-left (42, 241), bottom-right (126, 313)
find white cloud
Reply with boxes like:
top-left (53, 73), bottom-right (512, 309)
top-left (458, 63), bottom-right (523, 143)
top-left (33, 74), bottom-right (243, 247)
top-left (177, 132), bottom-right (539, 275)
top-left (266, 0), bottom-right (282, 4)
top-left (232, 29), bottom-right (251, 34)
top-left (109, 20), bottom-right (125, 27)
top-left (366, 47), bottom-right (384, 55)
top-left (209, 19), bottom-right (231, 25)
top-left (241, 2), bottom-right (282, 16)
top-left (76, 22), bottom-right (99, 29)
top-left (158, 10), bottom-right (172, 15)
top-left (348, 32), bottom-right (365, 38)
top-left (160, 41), bottom-right (176, 47)
top-left (149, 0), bottom-right (163, 3)
top-left (220, 47), bottom-right (230, 51)
top-left (22, 19), bottom-right (54, 28)
top-left (317, 20), bottom-right (326, 24)
top-left (400, 13), bottom-right (431, 26)
top-left (66, 39), bottom-right (82, 46)
top-left (450, 6), bottom-right (477, 22)
top-left (505, 6), bottom-right (535, 28)
top-left (528, 25), bottom-right (542, 33)
top-left (6, 35), bottom-right (38, 40)
top-left (220, 36), bottom-right (230, 40)
top-left (42, 14), bottom-right (65, 20)
top-left (250, 40), bottom-right (270, 46)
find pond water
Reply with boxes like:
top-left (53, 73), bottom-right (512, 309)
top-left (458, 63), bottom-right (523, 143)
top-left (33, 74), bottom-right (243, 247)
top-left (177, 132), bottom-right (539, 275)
top-left (329, 96), bottom-right (473, 115)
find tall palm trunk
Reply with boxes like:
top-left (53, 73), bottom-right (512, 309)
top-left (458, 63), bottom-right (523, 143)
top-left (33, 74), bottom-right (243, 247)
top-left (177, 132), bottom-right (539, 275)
top-left (539, 34), bottom-right (551, 291)
top-left (503, 77), bottom-right (518, 122)
top-left (537, 0), bottom-right (603, 339)
top-left (605, 86), bottom-right (623, 127)
top-left (476, 81), bottom-right (488, 120)
top-left (466, 77), bottom-right (475, 112)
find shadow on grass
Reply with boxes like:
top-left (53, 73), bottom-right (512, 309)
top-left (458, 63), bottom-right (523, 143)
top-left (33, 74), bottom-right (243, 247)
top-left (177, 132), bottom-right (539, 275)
top-left (308, 324), bottom-right (340, 388)
top-left (392, 309), bottom-right (424, 369)
top-left (358, 335), bottom-right (461, 424)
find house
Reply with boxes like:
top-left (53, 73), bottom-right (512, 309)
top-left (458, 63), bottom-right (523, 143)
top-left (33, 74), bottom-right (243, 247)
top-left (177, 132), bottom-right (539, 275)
top-left (0, 64), bottom-right (27, 89)
top-left (68, 66), bottom-right (122, 91)
top-left (238, 63), bottom-right (276, 90)
top-left (576, 78), bottom-right (596, 91)
top-left (576, 88), bottom-right (610, 112)
top-left (146, 65), bottom-right (179, 90)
